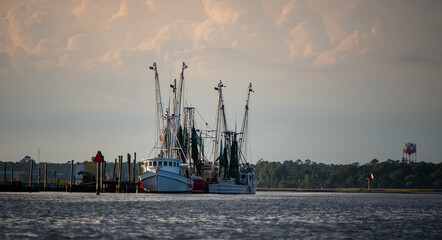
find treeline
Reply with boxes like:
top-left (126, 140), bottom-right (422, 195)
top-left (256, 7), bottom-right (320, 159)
top-left (254, 159), bottom-right (442, 189)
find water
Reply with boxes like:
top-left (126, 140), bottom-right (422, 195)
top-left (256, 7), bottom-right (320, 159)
top-left (0, 192), bottom-right (441, 239)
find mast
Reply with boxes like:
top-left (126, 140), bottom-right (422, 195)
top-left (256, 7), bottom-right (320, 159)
top-left (149, 62), bottom-right (164, 143)
top-left (172, 62), bottom-right (187, 159)
top-left (239, 83), bottom-right (254, 162)
top-left (176, 62), bottom-right (187, 120)
top-left (170, 79), bottom-right (177, 158)
top-left (212, 80), bottom-right (226, 166)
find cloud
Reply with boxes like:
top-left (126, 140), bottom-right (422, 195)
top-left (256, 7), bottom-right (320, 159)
top-left (136, 0), bottom-right (242, 56)
top-left (202, 0), bottom-right (239, 25)
top-left (287, 22), bottom-right (314, 58)
top-left (277, 0), bottom-right (295, 26)
top-left (101, 49), bottom-right (123, 67)
top-left (146, 0), bottom-right (156, 10)
top-left (66, 34), bottom-right (87, 51)
top-left (109, 1), bottom-right (129, 22)
top-left (5, 4), bottom-right (50, 54)
top-left (136, 20), bottom-right (194, 54)
top-left (192, 0), bottom-right (241, 48)
top-left (73, 0), bottom-right (86, 17)
top-left (313, 30), bottom-right (371, 68)
top-left (277, 0), bottom-right (381, 67)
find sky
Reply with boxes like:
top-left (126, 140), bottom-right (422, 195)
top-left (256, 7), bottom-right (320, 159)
top-left (1, 0), bottom-right (441, 164)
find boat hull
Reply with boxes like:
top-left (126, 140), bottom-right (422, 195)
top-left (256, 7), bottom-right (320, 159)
top-left (209, 180), bottom-right (256, 194)
top-left (140, 169), bottom-right (192, 193)
top-left (192, 177), bottom-right (210, 193)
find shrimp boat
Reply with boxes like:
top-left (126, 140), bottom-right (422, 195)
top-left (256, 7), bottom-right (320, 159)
top-left (208, 81), bottom-right (256, 194)
top-left (139, 62), bottom-right (193, 192)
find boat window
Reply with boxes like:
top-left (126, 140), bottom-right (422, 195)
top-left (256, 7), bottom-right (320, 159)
top-left (169, 161), bottom-right (172, 166)
top-left (173, 162), bottom-right (176, 167)
top-left (164, 161), bottom-right (167, 166)
top-left (153, 161), bottom-right (157, 166)
top-left (159, 161), bottom-right (162, 166)
top-left (149, 161), bottom-right (152, 166)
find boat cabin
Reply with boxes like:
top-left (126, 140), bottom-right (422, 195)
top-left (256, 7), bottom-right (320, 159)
top-left (141, 158), bottom-right (189, 176)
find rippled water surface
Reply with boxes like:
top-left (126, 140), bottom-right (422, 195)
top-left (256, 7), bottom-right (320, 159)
top-left (1, 192), bottom-right (441, 239)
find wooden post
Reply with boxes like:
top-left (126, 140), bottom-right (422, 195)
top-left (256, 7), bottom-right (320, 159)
top-left (10, 167), bottom-right (13, 191)
top-left (29, 160), bottom-right (33, 192)
top-left (54, 170), bottom-right (57, 183)
top-left (101, 161), bottom-right (106, 193)
top-left (96, 161), bottom-right (100, 195)
top-left (100, 161), bottom-right (103, 193)
top-left (38, 167), bottom-right (41, 191)
top-left (117, 155), bottom-right (122, 193)
top-left (44, 163), bottom-right (47, 192)
top-left (113, 158), bottom-right (117, 181)
top-left (118, 155), bottom-right (123, 193)
top-left (127, 153), bottom-right (131, 192)
top-left (69, 160), bottom-right (73, 193)
top-left (133, 152), bottom-right (136, 192)
top-left (368, 179), bottom-right (371, 193)
top-left (137, 162), bottom-right (141, 193)
top-left (367, 179), bottom-right (371, 193)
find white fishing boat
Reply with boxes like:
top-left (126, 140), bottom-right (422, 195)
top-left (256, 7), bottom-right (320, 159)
top-left (140, 158), bottom-right (192, 192)
top-left (209, 167), bottom-right (256, 194)
top-left (208, 81), bottom-right (256, 194)
top-left (139, 62), bottom-right (193, 193)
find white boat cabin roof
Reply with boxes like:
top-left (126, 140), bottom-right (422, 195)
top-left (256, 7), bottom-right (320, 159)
top-left (142, 158), bottom-right (188, 169)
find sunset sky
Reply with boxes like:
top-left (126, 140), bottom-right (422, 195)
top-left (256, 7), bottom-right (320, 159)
top-left (1, 0), bottom-right (441, 164)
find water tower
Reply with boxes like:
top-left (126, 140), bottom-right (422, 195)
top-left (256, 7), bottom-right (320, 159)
top-left (403, 142), bottom-right (417, 163)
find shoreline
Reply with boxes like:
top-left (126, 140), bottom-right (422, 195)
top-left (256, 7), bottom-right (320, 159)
top-left (257, 188), bottom-right (442, 194)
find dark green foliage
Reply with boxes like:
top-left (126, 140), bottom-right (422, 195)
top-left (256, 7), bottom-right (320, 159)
top-left (255, 159), bottom-right (442, 189)
top-left (191, 126), bottom-right (202, 175)
top-left (229, 139), bottom-right (239, 183)
top-left (178, 125), bottom-right (186, 163)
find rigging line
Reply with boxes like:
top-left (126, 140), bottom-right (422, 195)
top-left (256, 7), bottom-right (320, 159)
top-left (195, 108), bottom-right (214, 131)
top-left (239, 150), bottom-right (247, 164)
top-left (249, 107), bottom-right (253, 164)
top-left (147, 134), bottom-right (163, 158)
top-left (168, 69), bottom-right (171, 113)
top-left (174, 134), bottom-right (188, 163)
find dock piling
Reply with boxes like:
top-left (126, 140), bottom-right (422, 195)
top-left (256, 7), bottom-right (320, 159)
top-left (137, 162), bottom-right (141, 193)
top-left (113, 158), bottom-right (117, 181)
top-left (101, 161), bottom-right (106, 193)
top-left (133, 152), bottom-right (136, 192)
top-left (69, 160), bottom-right (73, 193)
top-left (96, 161), bottom-right (100, 195)
top-left (127, 153), bottom-right (131, 192)
top-left (29, 159), bottom-right (33, 192)
top-left (117, 155), bottom-right (122, 193)
top-left (44, 163), bottom-right (47, 192)
top-left (38, 167), bottom-right (41, 191)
